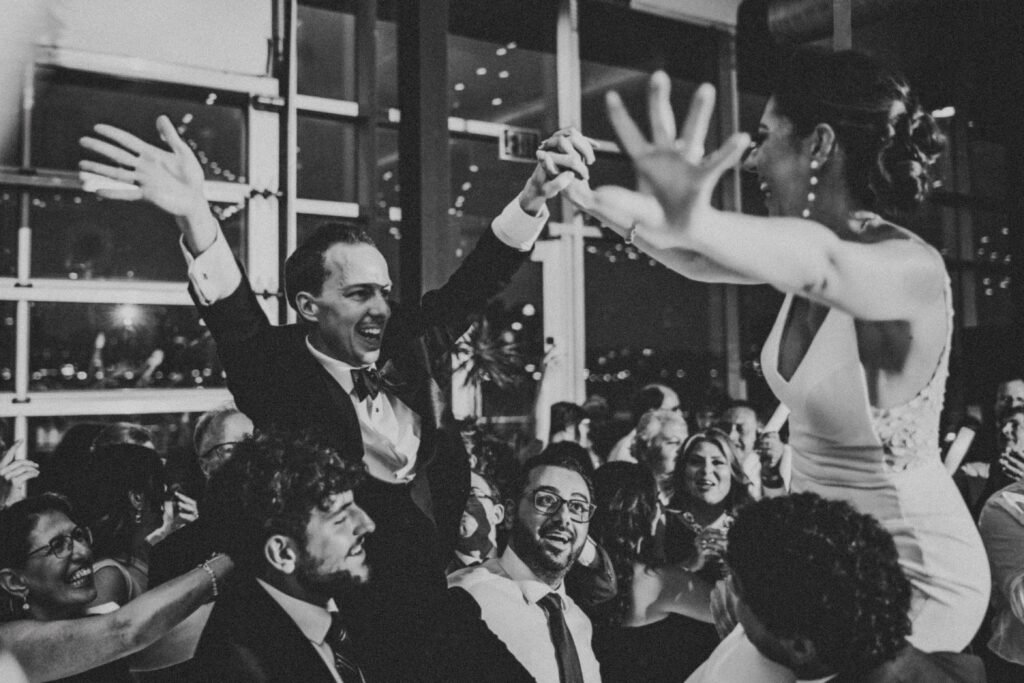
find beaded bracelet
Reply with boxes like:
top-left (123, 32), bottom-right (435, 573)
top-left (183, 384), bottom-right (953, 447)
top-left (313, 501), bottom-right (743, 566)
top-left (199, 558), bottom-right (220, 598)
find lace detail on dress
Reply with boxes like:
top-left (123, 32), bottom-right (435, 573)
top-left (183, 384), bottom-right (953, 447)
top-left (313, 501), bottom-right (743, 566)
top-left (869, 272), bottom-right (953, 473)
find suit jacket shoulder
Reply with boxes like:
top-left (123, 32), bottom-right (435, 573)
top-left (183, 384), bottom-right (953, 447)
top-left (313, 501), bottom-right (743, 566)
top-left (193, 579), bottom-right (338, 683)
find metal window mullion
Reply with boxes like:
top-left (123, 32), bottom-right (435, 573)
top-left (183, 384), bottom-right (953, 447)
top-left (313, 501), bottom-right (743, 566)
top-left (294, 199), bottom-right (360, 218)
top-left (247, 105), bottom-right (282, 323)
top-left (282, 0), bottom-right (299, 325)
top-left (10, 62), bottom-right (36, 455)
top-left (0, 388), bottom-right (234, 419)
top-left (715, 29), bottom-right (744, 401)
top-left (36, 46), bottom-right (279, 97)
top-left (553, 0), bottom-right (586, 405)
top-left (0, 280), bottom-right (193, 305)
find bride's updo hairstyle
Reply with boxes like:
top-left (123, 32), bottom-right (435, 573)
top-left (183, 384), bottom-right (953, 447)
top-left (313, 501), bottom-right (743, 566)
top-left (770, 47), bottom-right (945, 220)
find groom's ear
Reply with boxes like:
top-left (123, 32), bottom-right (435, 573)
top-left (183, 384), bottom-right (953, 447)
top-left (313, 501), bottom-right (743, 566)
top-left (294, 291), bottom-right (319, 324)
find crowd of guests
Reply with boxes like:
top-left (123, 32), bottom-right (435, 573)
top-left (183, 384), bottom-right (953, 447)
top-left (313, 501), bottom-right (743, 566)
top-left (1, 43), bottom-right (1022, 683)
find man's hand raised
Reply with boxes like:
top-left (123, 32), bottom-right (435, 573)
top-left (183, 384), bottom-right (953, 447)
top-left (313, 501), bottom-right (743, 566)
top-left (79, 115), bottom-right (218, 254)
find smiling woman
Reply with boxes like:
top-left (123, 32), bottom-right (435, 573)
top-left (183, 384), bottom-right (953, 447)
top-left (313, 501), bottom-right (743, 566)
top-left (0, 494), bottom-right (231, 682)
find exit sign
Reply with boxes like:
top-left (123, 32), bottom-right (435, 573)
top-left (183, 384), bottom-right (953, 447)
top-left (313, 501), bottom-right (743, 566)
top-left (499, 126), bottom-right (541, 163)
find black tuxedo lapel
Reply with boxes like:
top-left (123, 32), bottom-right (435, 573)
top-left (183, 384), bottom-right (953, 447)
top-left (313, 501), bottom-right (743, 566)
top-left (195, 579), bottom-right (339, 683)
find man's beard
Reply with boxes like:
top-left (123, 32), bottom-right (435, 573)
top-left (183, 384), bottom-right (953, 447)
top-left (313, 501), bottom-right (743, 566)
top-left (510, 520), bottom-right (582, 584)
top-left (295, 551), bottom-right (368, 601)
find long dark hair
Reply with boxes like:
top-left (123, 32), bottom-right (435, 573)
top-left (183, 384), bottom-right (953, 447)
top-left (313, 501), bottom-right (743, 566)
top-left (670, 428), bottom-right (753, 513)
top-left (590, 462), bottom-right (662, 626)
top-left (63, 444), bottom-right (165, 562)
top-left (771, 47), bottom-right (944, 221)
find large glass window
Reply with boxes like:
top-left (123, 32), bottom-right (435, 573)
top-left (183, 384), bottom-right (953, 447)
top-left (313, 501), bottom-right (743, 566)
top-left (35, 68), bottom-right (247, 182)
top-left (29, 302), bottom-right (223, 391)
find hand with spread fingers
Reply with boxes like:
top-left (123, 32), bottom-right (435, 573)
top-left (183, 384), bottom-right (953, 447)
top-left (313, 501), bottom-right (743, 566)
top-left (520, 126), bottom-right (596, 215)
top-left (589, 72), bottom-right (749, 251)
top-left (79, 116), bottom-right (218, 253)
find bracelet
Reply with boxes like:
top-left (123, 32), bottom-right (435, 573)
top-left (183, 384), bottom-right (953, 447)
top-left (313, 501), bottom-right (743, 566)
top-left (624, 221), bottom-right (640, 245)
top-left (199, 558), bottom-right (219, 598)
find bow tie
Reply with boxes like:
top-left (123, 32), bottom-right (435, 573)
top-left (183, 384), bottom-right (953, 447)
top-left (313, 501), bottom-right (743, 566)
top-left (351, 366), bottom-right (383, 402)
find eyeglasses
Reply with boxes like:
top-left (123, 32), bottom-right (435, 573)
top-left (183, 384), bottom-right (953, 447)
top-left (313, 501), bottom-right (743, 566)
top-left (468, 489), bottom-right (498, 503)
top-left (26, 526), bottom-right (92, 560)
top-left (525, 489), bottom-right (596, 523)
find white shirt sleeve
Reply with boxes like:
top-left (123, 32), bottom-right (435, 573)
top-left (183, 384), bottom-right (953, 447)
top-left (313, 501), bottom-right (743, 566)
top-left (179, 231), bottom-right (243, 306)
top-left (490, 193), bottom-right (550, 251)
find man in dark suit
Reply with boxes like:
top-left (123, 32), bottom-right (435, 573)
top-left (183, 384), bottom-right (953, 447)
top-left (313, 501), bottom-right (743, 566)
top-left (689, 493), bottom-right (986, 683)
top-left (80, 116), bottom-right (594, 680)
top-left (194, 428), bottom-right (375, 682)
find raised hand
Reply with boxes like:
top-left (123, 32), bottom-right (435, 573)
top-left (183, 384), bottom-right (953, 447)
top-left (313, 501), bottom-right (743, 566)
top-left (80, 116), bottom-right (205, 216)
top-left (519, 127), bottom-right (596, 215)
top-left (590, 72), bottom-right (750, 250)
top-left (0, 441), bottom-right (36, 508)
top-left (79, 116), bottom-right (217, 253)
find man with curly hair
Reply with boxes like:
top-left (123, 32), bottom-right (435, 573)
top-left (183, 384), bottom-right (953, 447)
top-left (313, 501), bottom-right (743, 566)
top-left (193, 429), bottom-right (376, 682)
top-left (688, 493), bottom-right (985, 682)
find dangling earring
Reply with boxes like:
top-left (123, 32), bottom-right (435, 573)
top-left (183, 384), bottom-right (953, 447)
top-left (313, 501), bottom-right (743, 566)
top-left (802, 159), bottom-right (820, 218)
top-left (134, 509), bottom-right (143, 525)
top-left (20, 591), bottom-right (29, 612)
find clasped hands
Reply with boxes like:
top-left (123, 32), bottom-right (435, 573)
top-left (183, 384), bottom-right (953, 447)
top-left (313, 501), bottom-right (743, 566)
top-left (77, 72), bottom-right (749, 252)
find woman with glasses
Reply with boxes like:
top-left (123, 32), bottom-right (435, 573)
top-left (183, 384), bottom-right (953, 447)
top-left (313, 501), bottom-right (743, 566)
top-left (589, 462), bottom-right (717, 682)
top-left (556, 46), bottom-right (989, 655)
top-left (0, 493), bottom-right (231, 682)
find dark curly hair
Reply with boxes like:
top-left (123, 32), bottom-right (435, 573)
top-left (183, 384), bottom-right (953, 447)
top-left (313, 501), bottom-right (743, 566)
top-left (62, 443), bottom-right (165, 562)
top-left (284, 222), bottom-right (377, 316)
top-left (203, 428), bottom-right (366, 578)
top-left (771, 47), bottom-right (945, 221)
top-left (726, 493), bottom-right (912, 675)
top-left (0, 494), bottom-right (79, 621)
top-left (0, 493), bottom-right (77, 571)
top-left (589, 462), bottom-right (662, 626)
top-left (506, 449), bottom-right (594, 508)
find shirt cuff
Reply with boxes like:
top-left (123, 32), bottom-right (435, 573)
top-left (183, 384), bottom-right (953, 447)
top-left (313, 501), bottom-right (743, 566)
top-left (180, 231), bottom-right (243, 306)
top-left (490, 193), bottom-right (549, 251)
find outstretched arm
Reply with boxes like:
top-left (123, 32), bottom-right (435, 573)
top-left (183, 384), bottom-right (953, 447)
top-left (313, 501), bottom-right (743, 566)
top-left (1, 555), bottom-right (231, 681)
top-left (79, 116), bottom-right (221, 256)
top-left (593, 72), bottom-right (945, 321)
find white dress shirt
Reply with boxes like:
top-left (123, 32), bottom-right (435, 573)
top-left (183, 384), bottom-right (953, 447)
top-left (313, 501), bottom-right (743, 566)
top-left (447, 546), bottom-right (602, 683)
top-left (979, 480), bottom-right (1024, 665)
top-left (686, 625), bottom-right (796, 683)
top-left (256, 578), bottom-right (343, 683)
top-left (183, 195), bottom-right (548, 483)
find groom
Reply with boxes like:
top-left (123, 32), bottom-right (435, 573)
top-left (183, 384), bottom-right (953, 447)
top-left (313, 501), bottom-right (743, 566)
top-left (80, 118), bottom-right (594, 680)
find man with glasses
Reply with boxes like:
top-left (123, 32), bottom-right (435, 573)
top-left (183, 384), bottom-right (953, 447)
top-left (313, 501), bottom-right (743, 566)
top-left (447, 451), bottom-right (602, 682)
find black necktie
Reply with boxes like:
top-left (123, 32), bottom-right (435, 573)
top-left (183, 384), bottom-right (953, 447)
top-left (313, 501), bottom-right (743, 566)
top-left (351, 366), bottom-right (382, 402)
top-left (327, 614), bottom-right (366, 683)
top-left (537, 593), bottom-right (585, 683)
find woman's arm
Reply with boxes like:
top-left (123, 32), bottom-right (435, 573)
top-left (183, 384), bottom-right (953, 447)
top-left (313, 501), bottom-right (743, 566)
top-left (674, 210), bottom-right (945, 321)
top-left (590, 72), bottom-right (945, 320)
top-left (1, 554), bottom-right (230, 681)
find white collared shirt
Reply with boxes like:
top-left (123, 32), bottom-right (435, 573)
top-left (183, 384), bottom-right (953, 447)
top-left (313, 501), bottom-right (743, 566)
top-left (305, 338), bottom-right (421, 483)
top-left (183, 195), bottom-right (548, 483)
top-left (686, 625), bottom-right (797, 683)
top-left (979, 480), bottom-right (1024, 665)
top-left (256, 578), bottom-right (343, 683)
top-left (447, 546), bottom-right (602, 682)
